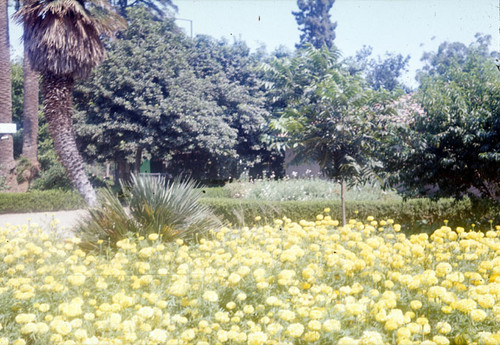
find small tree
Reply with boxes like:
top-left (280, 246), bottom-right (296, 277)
top-left (266, 46), bottom-right (394, 224)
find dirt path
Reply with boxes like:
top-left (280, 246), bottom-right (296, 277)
top-left (0, 209), bottom-right (89, 237)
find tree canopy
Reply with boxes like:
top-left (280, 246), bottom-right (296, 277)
top-left (382, 35), bottom-right (500, 200)
top-left (74, 8), bottom-right (280, 182)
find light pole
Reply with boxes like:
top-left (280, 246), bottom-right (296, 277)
top-left (174, 18), bottom-right (193, 38)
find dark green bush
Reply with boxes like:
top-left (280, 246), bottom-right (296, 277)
top-left (31, 163), bottom-right (73, 190)
top-left (0, 190), bottom-right (85, 214)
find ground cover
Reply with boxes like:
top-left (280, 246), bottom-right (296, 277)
top-left (1, 213), bottom-right (500, 344)
top-left (221, 178), bottom-right (401, 202)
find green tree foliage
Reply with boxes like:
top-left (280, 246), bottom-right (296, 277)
top-left (293, 0), bottom-right (337, 50)
top-left (384, 35), bottom-right (500, 201)
top-left (263, 45), bottom-right (396, 224)
top-left (110, 0), bottom-right (177, 18)
top-left (344, 45), bottom-right (410, 92)
top-left (74, 9), bottom-right (278, 182)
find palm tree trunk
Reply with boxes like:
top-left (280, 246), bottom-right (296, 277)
top-left (0, 0), bottom-right (14, 172)
top-left (21, 32), bottom-right (40, 169)
top-left (41, 71), bottom-right (97, 207)
top-left (341, 177), bottom-right (346, 226)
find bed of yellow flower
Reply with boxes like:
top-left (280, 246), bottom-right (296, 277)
top-left (1, 212), bottom-right (500, 345)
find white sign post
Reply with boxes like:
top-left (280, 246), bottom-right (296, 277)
top-left (0, 123), bottom-right (16, 140)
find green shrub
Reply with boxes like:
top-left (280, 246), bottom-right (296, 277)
top-left (31, 163), bottom-right (73, 190)
top-left (200, 197), bottom-right (499, 234)
top-left (223, 178), bottom-right (401, 202)
top-left (77, 175), bottom-right (222, 251)
top-left (0, 190), bottom-right (85, 213)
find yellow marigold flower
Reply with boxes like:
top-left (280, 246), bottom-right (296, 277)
top-left (228, 273), bottom-right (241, 285)
top-left (322, 319), bottom-right (341, 332)
top-left (470, 309), bottom-right (487, 322)
top-left (436, 322), bottom-right (452, 334)
top-left (279, 309), bottom-right (296, 321)
top-left (397, 327), bottom-right (411, 339)
top-left (137, 306), bottom-right (154, 319)
top-left (435, 262), bottom-right (452, 277)
top-left (477, 295), bottom-right (495, 309)
top-left (432, 335), bottom-right (450, 345)
top-left (359, 331), bottom-right (384, 345)
top-left (168, 280), bottom-right (189, 297)
top-left (203, 290), bottom-right (218, 302)
top-left (12, 340), bottom-right (26, 345)
top-left (180, 329), bottom-right (196, 341)
top-left (346, 303), bottom-right (365, 316)
top-left (338, 337), bottom-right (358, 345)
top-left (15, 313), bottom-right (36, 324)
top-left (50, 319), bottom-right (72, 336)
top-left (149, 329), bottom-right (168, 343)
top-left (247, 331), bottom-right (268, 345)
top-left (67, 273), bottom-right (86, 286)
top-left (287, 323), bottom-right (304, 338)
top-left (148, 233), bottom-right (159, 241)
top-left (20, 322), bottom-right (37, 335)
top-left (243, 305), bottom-right (255, 314)
top-left (453, 299), bottom-right (477, 313)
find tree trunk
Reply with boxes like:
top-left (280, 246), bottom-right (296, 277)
top-left (134, 146), bottom-right (142, 175)
top-left (21, 32), bottom-right (40, 170)
top-left (115, 158), bottom-right (131, 184)
top-left (0, 0), bottom-right (14, 172)
top-left (341, 177), bottom-right (346, 226)
top-left (41, 72), bottom-right (97, 207)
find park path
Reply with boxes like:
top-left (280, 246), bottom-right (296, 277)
top-left (0, 209), bottom-right (89, 238)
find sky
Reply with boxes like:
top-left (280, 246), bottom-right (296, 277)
top-left (8, 0), bottom-right (500, 87)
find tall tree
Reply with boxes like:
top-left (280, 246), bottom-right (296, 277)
top-left (15, 0), bottom-right (125, 206)
top-left (0, 0), bottom-right (14, 173)
top-left (293, 0), bottom-right (337, 50)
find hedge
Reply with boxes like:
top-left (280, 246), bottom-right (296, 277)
top-left (1, 190), bottom-right (497, 234)
top-left (0, 190), bottom-right (85, 214)
top-left (200, 197), bottom-right (499, 234)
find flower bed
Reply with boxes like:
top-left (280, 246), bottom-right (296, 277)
top-left (1, 213), bottom-right (500, 344)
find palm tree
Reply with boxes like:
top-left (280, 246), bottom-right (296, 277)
top-left (0, 0), bottom-right (14, 174)
top-left (15, 0), bottom-right (125, 206)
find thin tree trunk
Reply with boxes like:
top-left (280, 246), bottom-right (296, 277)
top-left (134, 146), bottom-right (142, 175)
top-left (0, 0), bottom-right (14, 172)
top-left (341, 177), bottom-right (346, 226)
top-left (21, 32), bottom-right (40, 169)
top-left (41, 72), bottom-right (97, 207)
